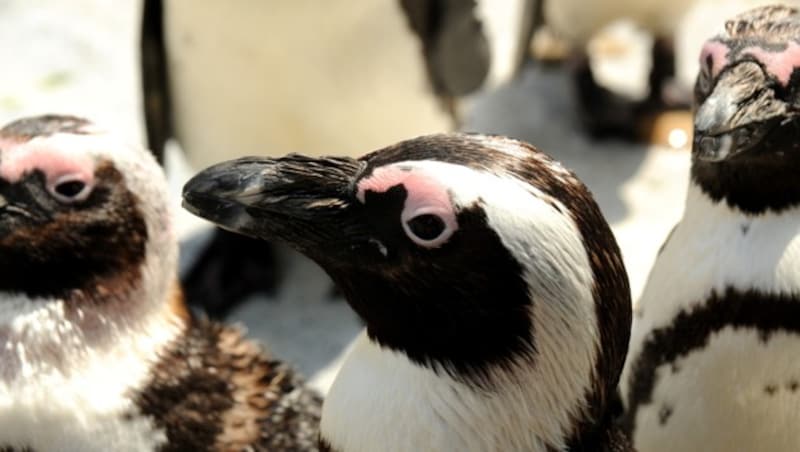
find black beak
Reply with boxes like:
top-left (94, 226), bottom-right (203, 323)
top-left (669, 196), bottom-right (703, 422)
top-left (0, 178), bottom-right (49, 237)
top-left (692, 122), bottom-right (774, 162)
top-left (182, 154), bottom-right (369, 260)
top-left (692, 62), bottom-right (790, 162)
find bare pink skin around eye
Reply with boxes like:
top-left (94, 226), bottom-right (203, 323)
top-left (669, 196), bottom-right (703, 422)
top-left (0, 141), bottom-right (95, 188)
top-left (700, 41), bottom-right (730, 80)
top-left (356, 165), bottom-right (459, 233)
top-left (742, 41), bottom-right (800, 86)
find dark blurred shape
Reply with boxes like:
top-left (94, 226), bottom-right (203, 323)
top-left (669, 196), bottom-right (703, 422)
top-left (140, 0), bottom-right (170, 165)
top-left (140, 0), bottom-right (279, 318)
top-left (399, 0), bottom-right (491, 97)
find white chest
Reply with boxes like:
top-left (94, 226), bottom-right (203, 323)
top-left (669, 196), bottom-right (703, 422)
top-left (320, 332), bottom-right (556, 452)
top-left (630, 188), bottom-right (800, 349)
top-left (623, 187), bottom-right (800, 452)
top-left (0, 371), bottom-right (164, 452)
top-left (0, 298), bottom-right (183, 452)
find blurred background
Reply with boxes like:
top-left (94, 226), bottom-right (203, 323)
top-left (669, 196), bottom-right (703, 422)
top-left (0, 0), bottom-right (792, 392)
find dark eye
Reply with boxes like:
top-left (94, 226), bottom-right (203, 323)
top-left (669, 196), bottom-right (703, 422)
top-left (55, 180), bottom-right (86, 198)
top-left (407, 214), bottom-right (446, 241)
top-left (49, 176), bottom-right (92, 203)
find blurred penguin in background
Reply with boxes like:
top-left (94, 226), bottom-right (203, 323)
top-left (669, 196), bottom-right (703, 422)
top-left (141, 0), bottom-right (457, 317)
top-left (535, 0), bottom-right (800, 140)
top-left (534, 0), bottom-right (696, 139)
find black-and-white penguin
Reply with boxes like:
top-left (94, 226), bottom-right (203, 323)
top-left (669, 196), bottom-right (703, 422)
top-left (538, 0), bottom-right (696, 138)
top-left (397, 0), bottom-right (537, 113)
top-left (0, 115), bottom-right (321, 451)
top-left (140, 0), bottom-right (458, 316)
top-left (183, 133), bottom-right (633, 451)
top-left (621, 5), bottom-right (800, 451)
top-left (140, 0), bottom-right (456, 167)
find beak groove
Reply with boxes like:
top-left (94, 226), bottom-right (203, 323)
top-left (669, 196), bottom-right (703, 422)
top-left (182, 154), bottom-right (365, 246)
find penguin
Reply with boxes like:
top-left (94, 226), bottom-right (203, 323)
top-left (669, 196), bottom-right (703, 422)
top-left (621, 5), bottom-right (800, 451)
top-left (538, 0), bottom-right (696, 138)
top-left (140, 0), bottom-right (455, 317)
top-left (397, 0), bottom-right (538, 116)
top-left (0, 114), bottom-right (321, 451)
top-left (183, 133), bottom-right (634, 451)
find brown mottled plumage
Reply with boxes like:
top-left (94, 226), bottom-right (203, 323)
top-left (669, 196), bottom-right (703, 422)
top-left (723, 4), bottom-right (800, 40)
top-left (136, 316), bottom-right (322, 452)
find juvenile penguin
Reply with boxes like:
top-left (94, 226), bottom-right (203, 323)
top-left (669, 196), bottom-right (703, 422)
top-left (183, 133), bottom-right (633, 451)
top-left (621, 5), bottom-right (800, 451)
top-left (0, 115), bottom-right (321, 451)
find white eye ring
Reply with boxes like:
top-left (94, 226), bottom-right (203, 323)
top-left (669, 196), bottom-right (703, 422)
top-left (401, 206), bottom-right (456, 248)
top-left (48, 174), bottom-right (93, 204)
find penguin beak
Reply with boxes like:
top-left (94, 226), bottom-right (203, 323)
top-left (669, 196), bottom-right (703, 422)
top-left (0, 178), bottom-right (50, 237)
top-left (182, 154), bottom-right (370, 260)
top-left (693, 63), bottom-right (791, 162)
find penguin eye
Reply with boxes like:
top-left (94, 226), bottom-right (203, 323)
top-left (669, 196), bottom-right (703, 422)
top-left (408, 214), bottom-right (445, 240)
top-left (403, 212), bottom-right (453, 247)
top-left (49, 175), bottom-right (92, 204)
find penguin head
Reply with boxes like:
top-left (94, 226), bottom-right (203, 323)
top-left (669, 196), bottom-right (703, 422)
top-left (0, 115), bottom-right (181, 372)
top-left (184, 133), bottom-right (631, 435)
top-left (691, 5), bottom-right (800, 213)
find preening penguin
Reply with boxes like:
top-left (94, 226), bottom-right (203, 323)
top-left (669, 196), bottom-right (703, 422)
top-left (621, 5), bottom-right (800, 451)
top-left (0, 115), bottom-right (321, 451)
top-left (183, 133), bottom-right (633, 451)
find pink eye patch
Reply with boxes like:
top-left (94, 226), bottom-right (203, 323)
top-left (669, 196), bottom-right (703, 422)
top-left (356, 165), bottom-right (459, 247)
top-left (0, 141), bottom-right (95, 195)
top-left (741, 41), bottom-right (800, 87)
top-left (699, 41), bottom-right (730, 80)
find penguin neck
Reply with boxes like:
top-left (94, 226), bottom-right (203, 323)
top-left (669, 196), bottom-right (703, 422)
top-left (690, 151), bottom-right (800, 215)
top-left (0, 275), bottom-right (187, 385)
top-left (684, 181), bottom-right (800, 227)
top-left (0, 276), bottom-right (186, 452)
top-left (321, 331), bottom-right (587, 452)
top-left (659, 183), bottom-right (800, 297)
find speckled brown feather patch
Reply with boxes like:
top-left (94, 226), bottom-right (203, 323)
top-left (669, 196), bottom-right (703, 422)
top-left (133, 316), bottom-right (322, 451)
top-left (724, 4), bottom-right (800, 41)
top-left (0, 115), bottom-right (92, 142)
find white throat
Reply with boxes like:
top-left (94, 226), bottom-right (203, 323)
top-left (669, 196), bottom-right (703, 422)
top-left (322, 332), bottom-right (578, 452)
top-left (0, 290), bottom-right (184, 452)
top-left (630, 182), bottom-right (800, 331)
